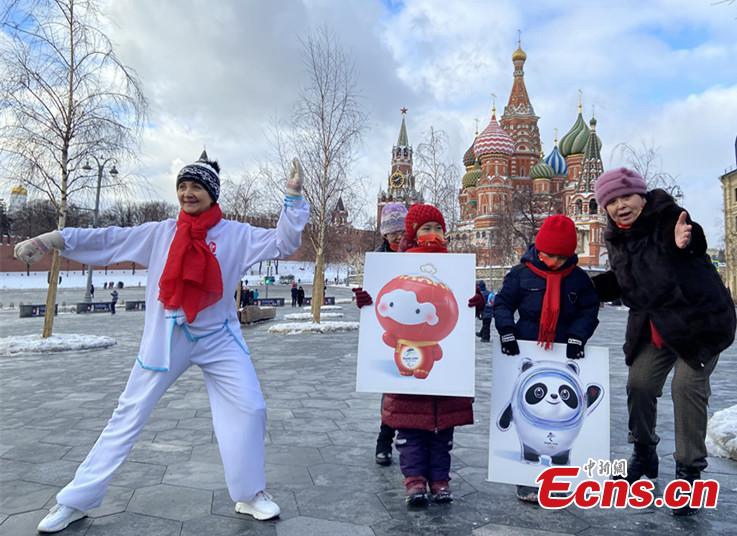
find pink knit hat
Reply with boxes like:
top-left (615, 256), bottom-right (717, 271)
top-left (595, 167), bottom-right (647, 208)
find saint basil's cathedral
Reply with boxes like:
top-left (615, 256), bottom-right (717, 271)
top-left (377, 44), bottom-right (607, 269)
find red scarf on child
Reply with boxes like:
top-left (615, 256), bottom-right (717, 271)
top-left (524, 262), bottom-right (575, 349)
top-left (406, 233), bottom-right (448, 253)
top-left (159, 204), bottom-right (224, 322)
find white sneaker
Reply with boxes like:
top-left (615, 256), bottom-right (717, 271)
top-left (37, 504), bottom-right (87, 533)
top-left (234, 491), bottom-right (281, 520)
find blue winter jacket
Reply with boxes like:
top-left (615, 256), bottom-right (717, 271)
top-left (493, 245), bottom-right (599, 344)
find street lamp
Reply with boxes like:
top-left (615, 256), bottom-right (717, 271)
top-left (82, 156), bottom-right (119, 302)
top-left (344, 244), bottom-right (353, 285)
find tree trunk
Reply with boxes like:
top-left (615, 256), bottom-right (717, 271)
top-left (42, 250), bottom-right (61, 338)
top-left (311, 249), bottom-right (325, 324)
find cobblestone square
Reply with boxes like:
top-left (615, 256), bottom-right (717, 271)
top-left (1, 285), bottom-right (736, 535)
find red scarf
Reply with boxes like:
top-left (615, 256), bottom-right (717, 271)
top-left (159, 204), bottom-right (224, 322)
top-left (525, 262), bottom-right (575, 349)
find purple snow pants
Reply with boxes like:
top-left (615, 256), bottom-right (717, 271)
top-left (396, 427), bottom-right (454, 482)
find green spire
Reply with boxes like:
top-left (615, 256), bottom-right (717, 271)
top-left (397, 108), bottom-right (409, 146)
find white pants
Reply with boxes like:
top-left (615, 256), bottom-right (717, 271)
top-left (56, 323), bottom-right (267, 511)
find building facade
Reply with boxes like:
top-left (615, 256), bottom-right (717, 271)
top-left (720, 137), bottom-right (737, 300)
top-left (454, 45), bottom-right (607, 268)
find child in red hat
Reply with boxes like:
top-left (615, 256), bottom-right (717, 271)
top-left (493, 214), bottom-right (600, 502)
top-left (354, 203), bottom-right (475, 507)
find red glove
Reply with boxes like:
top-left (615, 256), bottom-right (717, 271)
top-left (468, 292), bottom-right (485, 318)
top-left (352, 287), bottom-right (373, 308)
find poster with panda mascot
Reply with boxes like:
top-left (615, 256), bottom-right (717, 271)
top-left (356, 252), bottom-right (476, 397)
top-left (488, 340), bottom-right (610, 486)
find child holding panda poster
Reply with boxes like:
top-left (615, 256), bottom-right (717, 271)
top-left (492, 215), bottom-right (600, 503)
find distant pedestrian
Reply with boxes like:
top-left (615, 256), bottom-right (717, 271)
top-left (290, 283), bottom-right (298, 307)
top-left (110, 289), bottom-right (118, 315)
top-left (89, 284), bottom-right (95, 298)
top-left (103, 282), bottom-right (107, 290)
top-left (297, 286), bottom-right (305, 307)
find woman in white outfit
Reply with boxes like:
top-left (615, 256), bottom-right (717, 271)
top-left (14, 151), bottom-right (309, 533)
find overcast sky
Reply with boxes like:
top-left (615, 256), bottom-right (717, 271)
top-left (14, 0), bottom-right (737, 245)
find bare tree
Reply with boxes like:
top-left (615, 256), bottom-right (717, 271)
top-left (219, 171), bottom-right (266, 222)
top-left (0, 0), bottom-right (147, 336)
top-left (415, 127), bottom-right (461, 229)
top-left (611, 141), bottom-right (682, 200)
top-left (269, 28), bottom-right (366, 323)
top-left (509, 183), bottom-right (557, 246)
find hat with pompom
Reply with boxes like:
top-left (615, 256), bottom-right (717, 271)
top-left (404, 204), bottom-right (446, 242)
top-left (176, 149), bottom-right (221, 202)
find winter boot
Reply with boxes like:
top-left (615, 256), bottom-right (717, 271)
top-left (404, 476), bottom-right (429, 507)
top-left (672, 463), bottom-right (701, 517)
top-left (614, 442), bottom-right (658, 483)
top-left (430, 480), bottom-right (453, 503)
top-left (516, 485), bottom-right (539, 503)
top-left (375, 424), bottom-right (394, 466)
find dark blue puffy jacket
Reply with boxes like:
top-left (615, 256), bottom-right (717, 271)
top-left (493, 245), bottom-right (599, 344)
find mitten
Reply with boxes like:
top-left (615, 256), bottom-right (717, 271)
top-left (500, 332), bottom-right (520, 356)
top-left (14, 231), bottom-right (64, 264)
top-left (352, 287), bottom-right (373, 308)
top-left (566, 337), bottom-right (585, 359)
top-left (467, 293), bottom-right (485, 318)
top-left (285, 158), bottom-right (304, 197)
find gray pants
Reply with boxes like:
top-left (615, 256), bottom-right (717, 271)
top-left (627, 343), bottom-right (718, 471)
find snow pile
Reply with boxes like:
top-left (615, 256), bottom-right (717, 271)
top-left (302, 305), bottom-right (343, 311)
top-left (284, 312), bottom-right (344, 320)
top-left (335, 298), bottom-right (354, 304)
top-left (0, 333), bottom-right (117, 356)
top-left (706, 405), bottom-right (737, 460)
top-left (268, 322), bottom-right (359, 334)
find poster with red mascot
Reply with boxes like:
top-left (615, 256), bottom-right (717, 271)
top-left (356, 252), bottom-right (475, 396)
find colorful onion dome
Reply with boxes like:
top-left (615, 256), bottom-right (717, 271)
top-left (463, 140), bottom-right (477, 167)
top-left (474, 112), bottom-right (515, 159)
top-left (512, 46), bottom-right (527, 62)
top-left (559, 111), bottom-right (588, 157)
top-left (530, 157), bottom-right (554, 179)
top-left (462, 165), bottom-right (482, 189)
top-left (545, 144), bottom-right (567, 176)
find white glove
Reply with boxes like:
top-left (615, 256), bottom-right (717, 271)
top-left (14, 231), bottom-right (64, 264)
top-left (285, 158), bottom-right (304, 197)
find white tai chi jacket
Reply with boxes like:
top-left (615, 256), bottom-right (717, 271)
top-left (59, 200), bottom-right (309, 371)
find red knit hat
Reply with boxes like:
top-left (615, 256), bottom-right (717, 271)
top-left (535, 215), bottom-right (577, 257)
top-left (405, 204), bottom-right (446, 242)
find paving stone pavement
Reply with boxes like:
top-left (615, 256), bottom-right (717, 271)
top-left (1, 285), bottom-right (736, 535)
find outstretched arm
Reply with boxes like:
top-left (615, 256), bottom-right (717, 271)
top-left (15, 223), bottom-right (160, 268)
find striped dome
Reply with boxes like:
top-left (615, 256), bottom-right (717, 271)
top-left (474, 114), bottom-right (514, 159)
top-left (545, 144), bottom-right (568, 176)
top-left (530, 158), bottom-right (554, 179)
top-left (463, 140), bottom-right (477, 167)
top-left (462, 165), bottom-right (482, 189)
top-left (559, 112), bottom-right (587, 157)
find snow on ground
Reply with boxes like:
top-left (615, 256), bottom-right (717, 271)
top-left (706, 404), bottom-right (737, 460)
top-left (268, 322), bottom-right (359, 334)
top-left (1, 259), bottom-right (352, 289)
top-left (1, 270), bottom-right (147, 290)
top-left (242, 260), bottom-right (350, 285)
top-left (302, 305), bottom-right (343, 311)
top-left (0, 333), bottom-right (117, 356)
top-left (284, 312), bottom-right (343, 320)
top-left (335, 298), bottom-right (353, 304)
